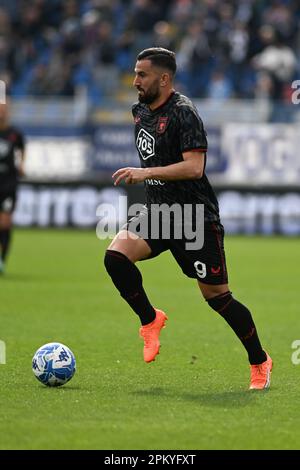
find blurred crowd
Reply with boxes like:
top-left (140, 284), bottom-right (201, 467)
top-left (0, 0), bottom-right (299, 102)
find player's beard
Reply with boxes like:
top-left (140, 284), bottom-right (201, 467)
top-left (137, 80), bottom-right (160, 104)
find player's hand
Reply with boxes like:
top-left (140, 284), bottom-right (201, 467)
top-left (112, 167), bottom-right (148, 186)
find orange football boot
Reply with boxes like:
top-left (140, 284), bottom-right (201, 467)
top-left (249, 352), bottom-right (273, 390)
top-left (139, 309), bottom-right (168, 363)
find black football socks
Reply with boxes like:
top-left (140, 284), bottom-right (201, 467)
top-left (207, 291), bottom-right (267, 365)
top-left (104, 250), bottom-right (156, 325)
top-left (0, 228), bottom-right (11, 262)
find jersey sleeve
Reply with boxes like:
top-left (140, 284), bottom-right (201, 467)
top-left (177, 105), bottom-right (208, 153)
top-left (15, 131), bottom-right (25, 152)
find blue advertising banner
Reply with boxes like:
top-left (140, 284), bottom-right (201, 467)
top-left (20, 123), bottom-right (300, 187)
top-left (90, 125), bottom-right (224, 174)
top-left (91, 124), bottom-right (137, 170)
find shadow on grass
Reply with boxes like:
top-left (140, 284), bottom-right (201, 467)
top-left (131, 387), bottom-right (259, 408)
top-left (38, 385), bottom-right (82, 391)
top-left (181, 390), bottom-right (258, 407)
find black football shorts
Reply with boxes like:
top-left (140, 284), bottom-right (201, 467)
top-left (0, 191), bottom-right (16, 214)
top-left (123, 206), bottom-right (228, 285)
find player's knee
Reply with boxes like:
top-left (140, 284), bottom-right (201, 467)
top-left (0, 214), bottom-right (12, 230)
top-left (207, 291), bottom-right (233, 313)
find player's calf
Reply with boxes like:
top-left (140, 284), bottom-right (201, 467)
top-left (104, 249), bottom-right (156, 324)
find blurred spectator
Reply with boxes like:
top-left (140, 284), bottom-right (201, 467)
top-left (84, 20), bottom-right (119, 97)
top-left (125, 0), bottom-right (161, 59)
top-left (153, 21), bottom-right (177, 52)
top-left (176, 21), bottom-right (213, 97)
top-left (207, 68), bottom-right (233, 99)
top-left (252, 27), bottom-right (297, 101)
top-left (27, 57), bottom-right (75, 96)
top-left (252, 25), bottom-right (297, 121)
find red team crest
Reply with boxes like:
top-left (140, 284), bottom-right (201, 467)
top-left (156, 116), bottom-right (168, 134)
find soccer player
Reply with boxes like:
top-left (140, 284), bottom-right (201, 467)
top-left (104, 48), bottom-right (272, 390)
top-left (0, 101), bottom-right (25, 274)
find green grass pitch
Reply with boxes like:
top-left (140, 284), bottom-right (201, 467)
top-left (0, 229), bottom-right (299, 450)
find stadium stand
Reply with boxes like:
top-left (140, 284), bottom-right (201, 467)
top-left (0, 0), bottom-right (298, 109)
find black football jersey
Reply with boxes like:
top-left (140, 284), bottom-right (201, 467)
top-left (132, 92), bottom-right (220, 222)
top-left (0, 126), bottom-right (25, 192)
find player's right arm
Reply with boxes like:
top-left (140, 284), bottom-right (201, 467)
top-left (114, 104), bottom-right (207, 185)
top-left (112, 151), bottom-right (205, 185)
